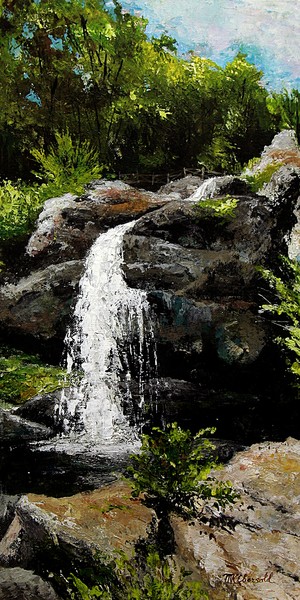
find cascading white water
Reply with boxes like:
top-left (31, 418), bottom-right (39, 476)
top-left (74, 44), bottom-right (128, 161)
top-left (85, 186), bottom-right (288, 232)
top-left (57, 221), bottom-right (157, 444)
top-left (188, 177), bottom-right (218, 202)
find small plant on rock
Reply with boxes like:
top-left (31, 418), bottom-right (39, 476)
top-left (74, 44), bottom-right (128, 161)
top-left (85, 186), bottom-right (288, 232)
top-left (127, 423), bottom-right (237, 517)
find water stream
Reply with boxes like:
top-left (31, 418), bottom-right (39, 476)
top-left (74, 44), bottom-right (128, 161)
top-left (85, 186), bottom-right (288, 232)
top-left (56, 221), bottom-right (157, 446)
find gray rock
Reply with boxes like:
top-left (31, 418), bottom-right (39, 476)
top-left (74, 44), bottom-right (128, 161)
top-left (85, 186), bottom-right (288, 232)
top-left (158, 175), bottom-right (205, 198)
top-left (0, 260), bottom-right (83, 339)
top-left (0, 409), bottom-right (53, 445)
top-left (14, 390), bottom-right (62, 431)
top-left (0, 567), bottom-right (61, 600)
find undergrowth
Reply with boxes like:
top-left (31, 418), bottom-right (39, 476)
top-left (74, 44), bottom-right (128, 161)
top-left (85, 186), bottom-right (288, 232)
top-left (0, 131), bottom-right (104, 243)
top-left (68, 550), bottom-right (208, 600)
top-left (0, 347), bottom-right (68, 404)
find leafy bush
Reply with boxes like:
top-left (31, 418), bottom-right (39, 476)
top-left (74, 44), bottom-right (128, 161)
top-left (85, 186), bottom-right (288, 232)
top-left (0, 180), bottom-right (43, 241)
top-left (0, 348), bottom-right (68, 404)
top-left (258, 257), bottom-right (300, 379)
top-left (69, 550), bottom-right (208, 600)
top-left (31, 130), bottom-right (104, 199)
top-left (194, 195), bottom-right (239, 223)
top-left (127, 423), bottom-right (237, 516)
top-left (244, 162), bottom-right (283, 193)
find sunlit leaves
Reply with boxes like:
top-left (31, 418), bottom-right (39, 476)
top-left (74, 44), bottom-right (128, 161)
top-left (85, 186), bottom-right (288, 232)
top-left (259, 257), bottom-right (300, 382)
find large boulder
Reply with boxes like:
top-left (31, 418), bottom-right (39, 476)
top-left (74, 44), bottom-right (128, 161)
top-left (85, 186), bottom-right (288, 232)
top-left (172, 437), bottom-right (300, 600)
top-left (0, 481), bottom-right (155, 568)
top-left (0, 260), bottom-right (83, 343)
top-left (0, 408), bottom-right (53, 445)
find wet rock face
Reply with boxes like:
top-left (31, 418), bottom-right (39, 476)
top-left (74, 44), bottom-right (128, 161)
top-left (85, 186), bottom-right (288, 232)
top-left (122, 169), bottom-right (300, 380)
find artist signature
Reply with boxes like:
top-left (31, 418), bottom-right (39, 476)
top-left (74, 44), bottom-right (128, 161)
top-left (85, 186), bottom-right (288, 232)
top-left (223, 572), bottom-right (273, 584)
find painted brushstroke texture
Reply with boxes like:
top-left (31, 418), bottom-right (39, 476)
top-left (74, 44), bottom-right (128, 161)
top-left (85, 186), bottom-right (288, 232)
top-left (115, 0), bottom-right (300, 90)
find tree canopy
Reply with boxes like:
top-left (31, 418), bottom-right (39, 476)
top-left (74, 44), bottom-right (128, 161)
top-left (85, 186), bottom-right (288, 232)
top-left (0, 0), bottom-right (294, 180)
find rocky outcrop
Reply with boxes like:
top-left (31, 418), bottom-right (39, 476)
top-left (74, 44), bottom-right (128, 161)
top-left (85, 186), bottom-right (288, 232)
top-left (122, 168), bottom-right (300, 384)
top-left (173, 437), bottom-right (300, 600)
top-left (26, 180), bottom-right (171, 266)
top-left (245, 129), bottom-right (300, 174)
top-left (0, 135), bottom-right (299, 434)
top-left (0, 440), bottom-right (299, 599)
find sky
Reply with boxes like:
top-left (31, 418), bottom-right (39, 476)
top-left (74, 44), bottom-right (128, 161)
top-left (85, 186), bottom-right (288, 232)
top-left (116, 0), bottom-right (300, 91)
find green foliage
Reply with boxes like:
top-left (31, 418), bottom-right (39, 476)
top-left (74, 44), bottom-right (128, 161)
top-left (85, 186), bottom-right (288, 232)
top-left (31, 130), bottom-right (104, 198)
top-left (69, 550), bottom-right (208, 600)
top-left (0, 0), bottom-right (283, 181)
top-left (127, 423), bottom-right (237, 516)
top-left (244, 162), bottom-right (283, 192)
top-left (194, 195), bottom-right (239, 223)
top-left (0, 180), bottom-right (43, 241)
top-left (0, 348), bottom-right (68, 404)
top-left (267, 89), bottom-right (300, 143)
top-left (258, 257), bottom-right (300, 379)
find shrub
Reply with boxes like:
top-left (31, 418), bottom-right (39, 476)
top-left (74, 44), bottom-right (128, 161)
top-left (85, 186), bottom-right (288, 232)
top-left (127, 423), bottom-right (237, 517)
top-left (0, 347), bottom-right (68, 404)
top-left (258, 257), bottom-right (300, 379)
top-left (194, 195), bottom-right (239, 223)
top-left (0, 180), bottom-right (42, 241)
top-left (69, 550), bottom-right (208, 600)
top-left (31, 130), bottom-right (104, 199)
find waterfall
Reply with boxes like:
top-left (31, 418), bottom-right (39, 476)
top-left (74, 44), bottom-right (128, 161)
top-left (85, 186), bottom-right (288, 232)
top-left (57, 221), bottom-right (157, 444)
top-left (188, 177), bottom-right (218, 202)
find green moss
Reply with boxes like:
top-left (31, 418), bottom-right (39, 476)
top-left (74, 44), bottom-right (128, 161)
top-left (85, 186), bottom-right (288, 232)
top-left (194, 195), bottom-right (239, 223)
top-left (244, 162), bottom-right (283, 193)
top-left (0, 347), bottom-right (68, 404)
